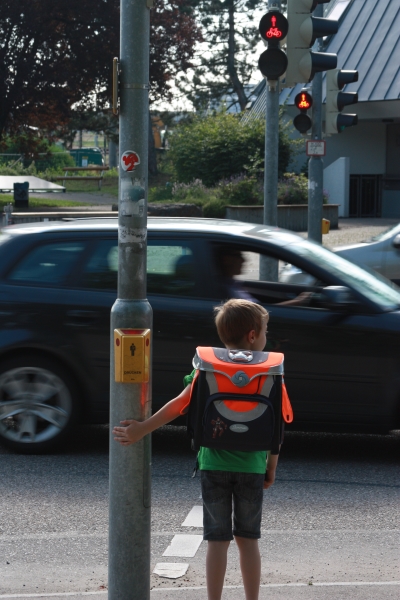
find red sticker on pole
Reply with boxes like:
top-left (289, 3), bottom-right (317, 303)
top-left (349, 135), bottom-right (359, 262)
top-left (121, 151), bottom-right (141, 172)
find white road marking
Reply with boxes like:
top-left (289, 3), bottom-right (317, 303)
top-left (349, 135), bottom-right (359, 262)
top-left (1, 581), bottom-right (399, 597)
top-left (0, 593), bottom-right (108, 598)
top-left (181, 505), bottom-right (203, 528)
top-left (153, 563), bottom-right (189, 579)
top-left (152, 581), bottom-right (400, 592)
top-left (162, 534), bottom-right (203, 557)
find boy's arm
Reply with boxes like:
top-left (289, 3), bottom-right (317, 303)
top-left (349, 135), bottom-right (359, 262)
top-left (263, 452), bottom-right (279, 489)
top-left (112, 385), bottom-right (191, 446)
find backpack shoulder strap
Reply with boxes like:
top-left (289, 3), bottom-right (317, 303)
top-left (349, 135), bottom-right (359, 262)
top-left (180, 369), bottom-right (199, 415)
top-left (282, 380), bottom-right (294, 423)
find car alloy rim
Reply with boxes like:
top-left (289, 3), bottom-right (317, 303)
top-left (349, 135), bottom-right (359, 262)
top-left (0, 367), bottom-right (72, 444)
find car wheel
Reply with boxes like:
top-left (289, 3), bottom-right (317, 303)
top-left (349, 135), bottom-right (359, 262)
top-left (0, 356), bottom-right (79, 453)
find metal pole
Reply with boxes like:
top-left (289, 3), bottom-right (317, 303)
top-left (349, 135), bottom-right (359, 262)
top-left (261, 0), bottom-right (281, 282)
top-left (108, 0), bottom-right (152, 597)
top-left (308, 3), bottom-right (324, 243)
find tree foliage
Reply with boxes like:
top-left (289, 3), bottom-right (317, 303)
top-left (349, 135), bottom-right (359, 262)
top-left (0, 0), bottom-right (201, 147)
top-left (150, 0), bottom-right (203, 102)
top-left (169, 112), bottom-right (294, 186)
top-left (0, 0), bottom-right (118, 145)
top-left (179, 0), bottom-right (264, 111)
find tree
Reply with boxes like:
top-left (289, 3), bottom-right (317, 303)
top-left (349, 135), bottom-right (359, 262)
top-left (0, 0), bottom-right (119, 146)
top-left (149, 0), bottom-right (203, 102)
top-left (0, 0), bottom-right (201, 150)
top-left (169, 112), bottom-right (294, 186)
top-left (179, 0), bottom-right (264, 112)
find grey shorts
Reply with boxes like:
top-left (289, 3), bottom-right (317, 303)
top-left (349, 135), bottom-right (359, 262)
top-left (200, 470), bottom-right (265, 541)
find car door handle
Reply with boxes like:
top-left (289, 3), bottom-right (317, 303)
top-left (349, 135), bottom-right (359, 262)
top-left (66, 310), bottom-right (100, 326)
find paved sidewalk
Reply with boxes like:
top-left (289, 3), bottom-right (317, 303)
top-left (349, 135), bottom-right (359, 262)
top-left (322, 217), bottom-right (398, 249)
top-left (1, 582), bottom-right (399, 600)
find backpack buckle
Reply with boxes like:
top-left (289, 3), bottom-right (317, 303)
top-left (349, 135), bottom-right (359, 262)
top-left (228, 350), bottom-right (253, 363)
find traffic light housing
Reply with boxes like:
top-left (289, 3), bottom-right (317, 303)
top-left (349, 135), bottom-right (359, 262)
top-left (325, 69), bottom-right (358, 135)
top-left (285, 0), bottom-right (338, 87)
top-left (258, 11), bottom-right (288, 81)
top-left (293, 90), bottom-right (313, 134)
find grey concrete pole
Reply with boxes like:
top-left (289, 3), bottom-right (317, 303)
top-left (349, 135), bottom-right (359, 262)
top-left (308, 4), bottom-right (324, 244)
top-left (108, 0), bottom-right (153, 598)
top-left (261, 0), bottom-right (280, 282)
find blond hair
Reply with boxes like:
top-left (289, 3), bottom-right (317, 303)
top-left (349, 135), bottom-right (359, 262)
top-left (214, 299), bottom-right (269, 347)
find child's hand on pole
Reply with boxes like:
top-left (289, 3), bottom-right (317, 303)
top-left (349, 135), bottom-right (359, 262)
top-left (113, 419), bottom-right (144, 445)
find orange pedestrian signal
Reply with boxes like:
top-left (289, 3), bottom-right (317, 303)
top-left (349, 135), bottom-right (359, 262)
top-left (293, 89), bottom-right (313, 135)
top-left (295, 91), bottom-right (313, 111)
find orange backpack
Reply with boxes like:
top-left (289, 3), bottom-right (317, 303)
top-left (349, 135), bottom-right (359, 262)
top-left (186, 347), bottom-right (293, 454)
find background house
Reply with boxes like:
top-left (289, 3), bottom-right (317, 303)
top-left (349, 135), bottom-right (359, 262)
top-left (246, 0), bottom-right (400, 218)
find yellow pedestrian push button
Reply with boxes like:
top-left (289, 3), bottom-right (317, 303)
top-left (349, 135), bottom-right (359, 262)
top-left (114, 328), bottom-right (150, 383)
top-left (322, 218), bottom-right (330, 235)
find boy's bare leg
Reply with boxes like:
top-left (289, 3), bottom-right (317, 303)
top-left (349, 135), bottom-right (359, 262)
top-left (206, 540), bottom-right (230, 600)
top-left (234, 536), bottom-right (261, 600)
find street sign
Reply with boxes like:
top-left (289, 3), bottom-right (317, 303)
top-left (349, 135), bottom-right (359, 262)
top-left (306, 140), bottom-right (326, 156)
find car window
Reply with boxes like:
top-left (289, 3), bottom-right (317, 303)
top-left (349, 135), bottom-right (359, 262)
top-left (293, 241), bottom-right (400, 309)
top-left (147, 241), bottom-right (195, 296)
top-left (79, 239), bottom-right (118, 290)
top-left (78, 239), bottom-right (196, 296)
top-left (212, 244), bottom-right (327, 306)
top-left (235, 251), bottom-right (318, 286)
top-left (7, 241), bottom-right (86, 285)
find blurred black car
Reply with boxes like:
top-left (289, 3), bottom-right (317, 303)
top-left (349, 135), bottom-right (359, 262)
top-left (1, 217), bottom-right (400, 453)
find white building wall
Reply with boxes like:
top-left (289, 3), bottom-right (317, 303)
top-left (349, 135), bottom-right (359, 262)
top-left (323, 157), bottom-right (350, 217)
top-left (323, 122), bottom-right (386, 174)
top-left (286, 117), bottom-right (386, 176)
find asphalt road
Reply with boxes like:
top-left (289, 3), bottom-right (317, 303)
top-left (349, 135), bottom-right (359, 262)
top-left (0, 426), bottom-right (399, 600)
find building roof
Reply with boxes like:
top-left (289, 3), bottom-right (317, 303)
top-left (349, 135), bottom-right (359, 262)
top-left (244, 0), bottom-right (400, 121)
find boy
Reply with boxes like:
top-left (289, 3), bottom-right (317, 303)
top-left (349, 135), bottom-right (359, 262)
top-left (113, 299), bottom-right (278, 600)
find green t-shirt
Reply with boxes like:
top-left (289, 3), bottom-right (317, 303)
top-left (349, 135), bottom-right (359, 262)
top-left (183, 370), bottom-right (268, 474)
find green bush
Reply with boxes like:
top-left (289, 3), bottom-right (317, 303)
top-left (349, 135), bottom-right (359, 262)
top-left (0, 162), bottom-right (37, 176)
top-left (277, 173), bottom-right (329, 205)
top-left (148, 183), bottom-right (173, 203)
top-left (35, 146), bottom-right (75, 172)
top-left (277, 173), bottom-right (308, 204)
top-left (203, 198), bottom-right (227, 218)
top-left (0, 138), bottom-right (74, 175)
top-left (172, 179), bottom-right (209, 202)
top-left (218, 176), bottom-right (261, 206)
top-left (169, 112), bottom-right (294, 187)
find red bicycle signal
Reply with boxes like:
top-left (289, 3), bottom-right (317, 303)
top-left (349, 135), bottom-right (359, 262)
top-left (259, 12), bottom-right (288, 44)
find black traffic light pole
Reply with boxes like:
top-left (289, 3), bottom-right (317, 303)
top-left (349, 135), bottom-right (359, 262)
top-left (308, 3), bottom-right (324, 243)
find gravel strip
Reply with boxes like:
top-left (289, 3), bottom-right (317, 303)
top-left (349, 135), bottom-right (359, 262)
top-left (299, 218), bottom-right (399, 249)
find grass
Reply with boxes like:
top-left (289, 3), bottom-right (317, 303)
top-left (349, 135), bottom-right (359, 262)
top-left (0, 194), bottom-right (91, 210)
top-left (59, 172), bottom-right (176, 200)
top-left (58, 176), bottom-right (119, 196)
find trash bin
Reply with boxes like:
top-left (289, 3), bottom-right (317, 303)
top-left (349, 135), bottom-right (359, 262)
top-left (68, 148), bottom-right (104, 167)
top-left (322, 218), bottom-right (330, 235)
top-left (14, 182), bottom-right (29, 209)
